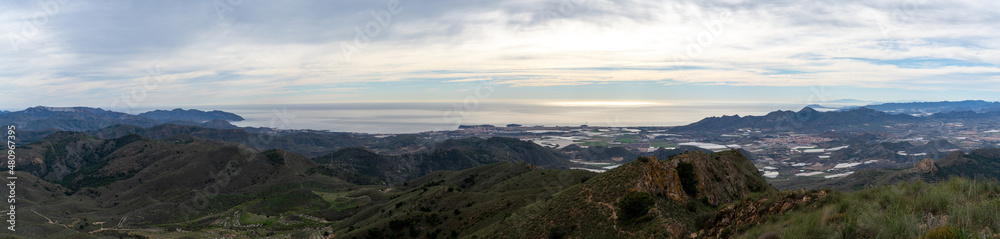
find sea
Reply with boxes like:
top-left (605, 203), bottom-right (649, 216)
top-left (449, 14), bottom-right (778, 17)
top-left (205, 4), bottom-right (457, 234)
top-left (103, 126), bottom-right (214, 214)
top-left (155, 101), bottom-right (814, 134)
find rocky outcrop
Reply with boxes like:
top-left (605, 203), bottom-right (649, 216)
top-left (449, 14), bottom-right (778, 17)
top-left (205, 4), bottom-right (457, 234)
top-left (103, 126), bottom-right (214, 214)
top-left (488, 150), bottom-right (776, 238)
top-left (664, 150), bottom-right (774, 205)
top-left (615, 156), bottom-right (687, 201)
top-left (909, 158), bottom-right (938, 174)
top-left (581, 150), bottom-right (773, 206)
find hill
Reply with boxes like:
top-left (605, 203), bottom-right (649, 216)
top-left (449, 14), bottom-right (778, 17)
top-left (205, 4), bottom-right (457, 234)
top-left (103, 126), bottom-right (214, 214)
top-left (563, 145), bottom-right (640, 162)
top-left (328, 162), bottom-right (597, 239)
top-left (832, 139), bottom-right (958, 165)
top-left (311, 137), bottom-right (572, 185)
top-left (0, 106), bottom-right (246, 132)
top-left (86, 124), bottom-right (384, 157)
top-left (0, 132), bottom-right (590, 238)
top-left (735, 177), bottom-right (1000, 238)
top-left (482, 150), bottom-right (773, 238)
top-left (847, 100), bottom-right (1000, 115)
top-left (1, 136), bottom-right (776, 238)
top-left (0, 106), bottom-right (161, 131)
top-left (4, 132), bottom-right (1000, 238)
top-left (138, 108), bottom-right (245, 123)
top-left (773, 148), bottom-right (1000, 191)
top-left (671, 107), bottom-right (920, 133)
top-left (0, 133), bottom-right (356, 237)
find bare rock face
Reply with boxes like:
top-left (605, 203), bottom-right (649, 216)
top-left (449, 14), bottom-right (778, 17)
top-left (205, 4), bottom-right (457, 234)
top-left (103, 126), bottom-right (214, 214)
top-left (632, 157), bottom-right (687, 201)
top-left (910, 158), bottom-right (938, 174)
top-left (618, 150), bottom-right (775, 205)
top-left (664, 150), bottom-right (774, 206)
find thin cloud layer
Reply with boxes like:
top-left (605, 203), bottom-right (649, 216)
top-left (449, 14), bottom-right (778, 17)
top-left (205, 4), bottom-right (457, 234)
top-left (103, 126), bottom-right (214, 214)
top-left (1, 0), bottom-right (998, 110)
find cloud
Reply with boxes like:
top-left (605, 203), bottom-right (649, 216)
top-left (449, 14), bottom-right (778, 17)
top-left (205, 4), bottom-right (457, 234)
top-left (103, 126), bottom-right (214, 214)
top-left (1, 0), bottom-right (999, 109)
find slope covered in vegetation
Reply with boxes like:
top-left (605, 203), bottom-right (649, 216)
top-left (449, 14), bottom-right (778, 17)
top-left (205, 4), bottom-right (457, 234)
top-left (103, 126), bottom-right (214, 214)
top-left (736, 177), bottom-right (1000, 239)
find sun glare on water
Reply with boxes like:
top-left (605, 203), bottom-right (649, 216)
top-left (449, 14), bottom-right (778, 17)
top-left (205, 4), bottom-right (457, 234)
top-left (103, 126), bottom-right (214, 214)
top-left (548, 101), bottom-right (656, 107)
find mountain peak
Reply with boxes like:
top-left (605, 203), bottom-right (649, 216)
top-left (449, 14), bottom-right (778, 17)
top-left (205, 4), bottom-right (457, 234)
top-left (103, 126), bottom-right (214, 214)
top-left (798, 106), bottom-right (818, 114)
top-left (909, 158), bottom-right (938, 174)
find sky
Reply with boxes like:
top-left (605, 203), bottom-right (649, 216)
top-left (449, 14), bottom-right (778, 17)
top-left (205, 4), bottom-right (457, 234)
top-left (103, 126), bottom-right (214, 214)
top-left (2, 0), bottom-right (1000, 113)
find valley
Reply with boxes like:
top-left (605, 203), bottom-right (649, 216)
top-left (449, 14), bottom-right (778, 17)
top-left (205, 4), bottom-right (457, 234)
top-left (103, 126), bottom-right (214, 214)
top-left (0, 101), bottom-right (999, 238)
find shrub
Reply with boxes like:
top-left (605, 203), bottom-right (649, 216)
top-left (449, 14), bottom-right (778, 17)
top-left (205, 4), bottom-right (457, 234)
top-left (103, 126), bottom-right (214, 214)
top-left (262, 149), bottom-right (285, 165)
top-left (922, 225), bottom-right (955, 239)
top-left (548, 226), bottom-right (567, 239)
top-left (366, 228), bottom-right (383, 239)
top-left (389, 218), bottom-right (414, 231)
top-left (676, 161), bottom-right (698, 197)
top-left (617, 191), bottom-right (655, 223)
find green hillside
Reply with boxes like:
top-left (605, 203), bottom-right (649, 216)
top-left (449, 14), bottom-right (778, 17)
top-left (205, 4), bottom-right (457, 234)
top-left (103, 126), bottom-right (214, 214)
top-left (737, 178), bottom-right (1000, 239)
top-left (2, 132), bottom-right (1000, 238)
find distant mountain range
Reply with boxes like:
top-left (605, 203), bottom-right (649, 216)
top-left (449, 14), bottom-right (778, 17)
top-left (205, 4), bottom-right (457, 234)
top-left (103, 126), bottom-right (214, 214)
top-left (0, 106), bottom-right (243, 131)
top-left (138, 108), bottom-right (244, 123)
top-left (810, 98), bottom-right (880, 106)
top-left (5, 100), bottom-right (998, 133)
top-left (832, 100), bottom-right (1000, 115)
top-left (674, 101), bottom-right (1000, 133)
top-left (672, 107), bottom-right (917, 133)
top-left (0, 106), bottom-right (161, 131)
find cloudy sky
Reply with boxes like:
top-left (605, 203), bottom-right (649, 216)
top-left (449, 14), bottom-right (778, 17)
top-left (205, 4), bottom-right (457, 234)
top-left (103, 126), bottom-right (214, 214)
top-left (2, 0), bottom-right (1000, 112)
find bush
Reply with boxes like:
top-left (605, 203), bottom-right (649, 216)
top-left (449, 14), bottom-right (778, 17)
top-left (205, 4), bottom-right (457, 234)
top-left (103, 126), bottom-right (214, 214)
top-left (922, 225), bottom-right (955, 239)
top-left (676, 161), bottom-right (698, 196)
top-left (262, 149), bottom-right (285, 165)
top-left (617, 191), bottom-right (655, 223)
top-left (389, 218), bottom-right (414, 231)
top-left (548, 226), bottom-right (567, 239)
top-left (366, 228), bottom-right (383, 239)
